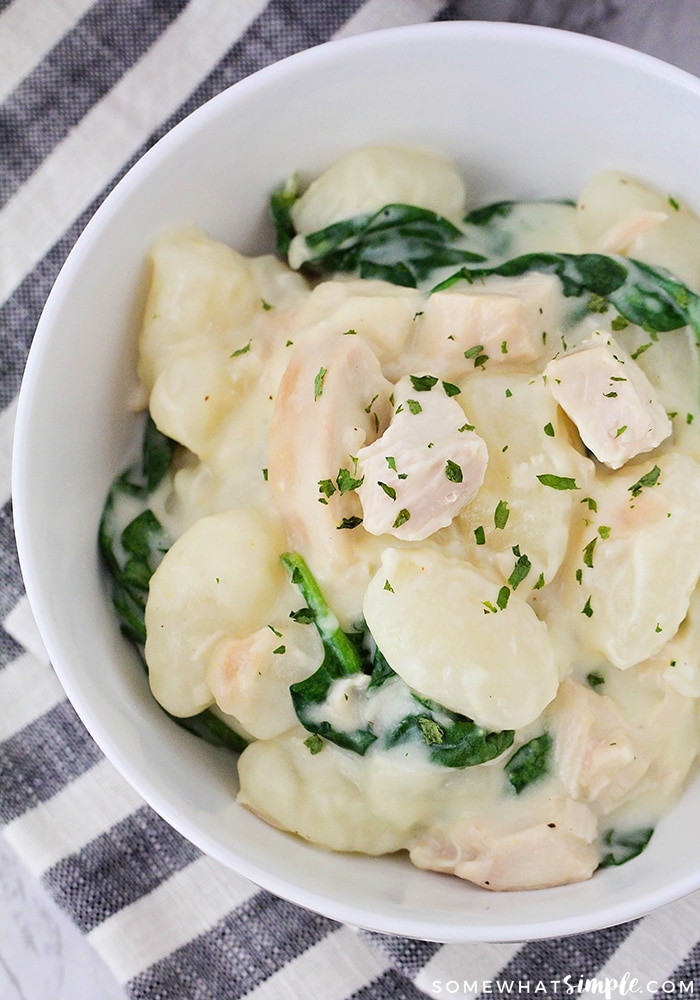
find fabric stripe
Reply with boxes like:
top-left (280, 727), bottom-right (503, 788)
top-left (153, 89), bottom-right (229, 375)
top-left (0, 0), bottom-right (190, 209)
top-left (0, 0), bottom-right (269, 307)
top-left (2, 594), bottom-right (49, 667)
top-left (0, 650), bottom-right (63, 739)
top-left (127, 889), bottom-right (338, 998)
top-left (0, 621), bottom-right (23, 669)
top-left (415, 941), bottom-right (522, 998)
top-left (0, 500), bottom-right (23, 621)
top-left (154, 0), bottom-right (368, 129)
top-left (593, 896), bottom-right (700, 996)
top-left (363, 932), bottom-right (442, 979)
top-left (0, 698), bottom-right (103, 823)
top-left (489, 922), bottom-right (638, 995)
top-left (653, 939), bottom-right (700, 998)
top-left (0, 0), bottom-right (100, 102)
top-left (0, 221), bottom-right (92, 407)
top-left (88, 855), bottom-right (258, 982)
top-left (43, 804), bottom-right (200, 933)
top-left (2, 757), bottom-right (144, 873)
top-left (0, 394), bottom-right (16, 507)
top-left (242, 926), bottom-right (390, 1000)
top-left (349, 968), bottom-right (432, 1000)
top-left (0, 0), bottom-right (369, 385)
top-left (337, 0), bottom-right (445, 36)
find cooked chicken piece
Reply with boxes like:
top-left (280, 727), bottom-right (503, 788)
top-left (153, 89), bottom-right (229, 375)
top-left (409, 789), bottom-right (598, 891)
top-left (290, 278), bottom-right (422, 376)
top-left (356, 375), bottom-right (487, 540)
top-left (267, 329), bottom-right (393, 626)
top-left (545, 331), bottom-right (671, 469)
top-left (405, 273), bottom-right (559, 379)
top-left (549, 679), bottom-right (649, 815)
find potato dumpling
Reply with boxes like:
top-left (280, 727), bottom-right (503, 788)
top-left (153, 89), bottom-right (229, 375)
top-left (363, 546), bottom-right (559, 731)
top-left (145, 507), bottom-right (286, 717)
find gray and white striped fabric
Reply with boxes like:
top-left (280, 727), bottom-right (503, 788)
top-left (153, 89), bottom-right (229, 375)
top-left (3, 2), bottom-right (700, 998)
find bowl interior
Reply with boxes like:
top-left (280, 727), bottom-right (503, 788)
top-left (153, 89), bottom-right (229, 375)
top-left (13, 21), bottom-right (700, 941)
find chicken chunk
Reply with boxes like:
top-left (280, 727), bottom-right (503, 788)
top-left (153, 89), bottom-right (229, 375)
top-left (356, 375), bottom-right (487, 541)
top-left (409, 789), bottom-right (598, 891)
top-left (545, 331), bottom-right (671, 469)
top-left (549, 679), bottom-right (649, 815)
top-left (267, 330), bottom-right (393, 626)
top-left (405, 273), bottom-right (559, 379)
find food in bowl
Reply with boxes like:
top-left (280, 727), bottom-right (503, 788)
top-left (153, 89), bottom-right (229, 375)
top-left (99, 144), bottom-right (700, 892)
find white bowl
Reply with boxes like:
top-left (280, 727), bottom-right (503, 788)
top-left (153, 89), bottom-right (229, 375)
top-left (13, 21), bottom-right (700, 942)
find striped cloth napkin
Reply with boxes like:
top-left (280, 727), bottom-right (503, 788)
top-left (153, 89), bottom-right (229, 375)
top-left (2, 2), bottom-right (700, 997)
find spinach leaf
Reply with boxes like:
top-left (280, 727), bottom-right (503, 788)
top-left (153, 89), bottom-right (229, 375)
top-left (285, 203), bottom-right (486, 288)
top-left (505, 732), bottom-right (551, 793)
top-left (598, 827), bottom-right (654, 868)
top-left (282, 551), bottom-right (377, 754)
top-left (463, 198), bottom-right (575, 226)
top-left (99, 418), bottom-right (174, 645)
top-left (99, 416), bottom-right (247, 755)
top-left (270, 174), bottom-right (300, 257)
top-left (283, 551), bottom-right (514, 766)
top-left (386, 702), bottom-right (514, 768)
top-left (435, 252), bottom-right (700, 340)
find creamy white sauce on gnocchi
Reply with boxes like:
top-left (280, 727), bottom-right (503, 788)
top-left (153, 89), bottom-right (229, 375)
top-left (117, 146), bottom-right (700, 891)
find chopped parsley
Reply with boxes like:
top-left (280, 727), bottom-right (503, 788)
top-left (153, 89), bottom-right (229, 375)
top-left (508, 548), bottom-right (531, 589)
top-left (464, 344), bottom-right (488, 368)
top-left (337, 516), bottom-right (363, 530)
top-left (378, 481), bottom-right (397, 500)
top-left (537, 474), bottom-right (579, 491)
top-left (494, 499), bottom-right (510, 529)
top-left (289, 607), bottom-right (315, 624)
top-left (336, 467), bottom-right (364, 493)
top-left (474, 525), bottom-right (486, 545)
top-left (231, 340), bottom-right (252, 357)
top-left (314, 366), bottom-right (327, 400)
top-left (417, 717), bottom-right (445, 745)
top-left (582, 595), bottom-right (594, 618)
top-left (393, 508), bottom-right (411, 529)
top-left (304, 733), bottom-right (325, 755)
top-left (410, 374), bottom-right (438, 392)
top-left (582, 537), bottom-right (597, 568)
top-left (442, 380), bottom-right (461, 397)
top-left (406, 399), bottom-right (422, 415)
top-left (628, 465), bottom-right (661, 498)
top-left (445, 460), bottom-right (463, 483)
